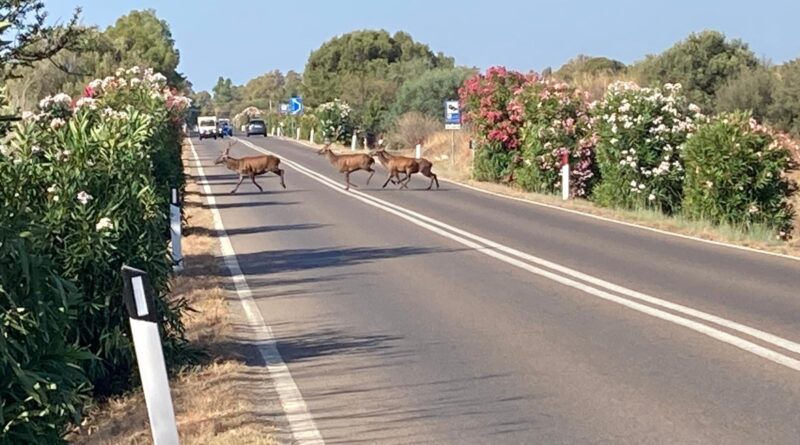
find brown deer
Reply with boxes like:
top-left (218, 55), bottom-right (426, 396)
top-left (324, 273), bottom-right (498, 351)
top-left (214, 141), bottom-right (286, 194)
top-left (317, 144), bottom-right (375, 190)
top-left (373, 149), bottom-right (439, 190)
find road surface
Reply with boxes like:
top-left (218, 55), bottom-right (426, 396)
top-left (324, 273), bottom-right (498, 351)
top-left (189, 135), bottom-right (800, 444)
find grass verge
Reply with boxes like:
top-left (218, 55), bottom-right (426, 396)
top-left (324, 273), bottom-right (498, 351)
top-left (66, 142), bottom-right (279, 445)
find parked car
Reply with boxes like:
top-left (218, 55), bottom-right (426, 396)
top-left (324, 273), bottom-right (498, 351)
top-left (246, 119), bottom-right (267, 137)
top-left (198, 116), bottom-right (217, 140)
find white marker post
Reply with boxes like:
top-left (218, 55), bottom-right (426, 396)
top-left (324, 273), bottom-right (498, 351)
top-left (351, 134), bottom-right (357, 151)
top-left (296, 128), bottom-right (301, 140)
top-left (363, 137), bottom-right (368, 150)
top-left (415, 143), bottom-right (422, 160)
top-left (560, 151), bottom-right (570, 201)
top-left (169, 188), bottom-right (183, 272)
top-left (122, 266), bottom-right (180, 445)
top-left (309, 129), bottom-right (315, 143)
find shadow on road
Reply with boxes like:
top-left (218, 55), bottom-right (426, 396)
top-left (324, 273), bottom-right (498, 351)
top-left (185, 223), bottom-right (328, 238)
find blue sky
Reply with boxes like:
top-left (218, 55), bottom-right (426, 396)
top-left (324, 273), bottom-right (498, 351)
top-left (47, 0), bottom-right (800, 92)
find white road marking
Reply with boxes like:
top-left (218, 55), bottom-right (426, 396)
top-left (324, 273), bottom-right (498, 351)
top-left (280, 136), bottom-right (800, 263)
top-left (235, 137), bottom-right (800, 372)
top-left (189, 139), bottom-right (324, 445)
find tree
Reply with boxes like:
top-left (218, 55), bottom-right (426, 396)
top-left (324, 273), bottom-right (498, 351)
top-left (633, 30), bottom-right (758, 109)
top-left (0, 0), bottom-right (84, 80)
top-left (103, 9), bottom-right (184, 87)
top-left (389, 66), bottom-right (476, 122)
top-left (715, 65), bottom-right (776, 121)
top-left (769, 59), bottom-right (800, 136)
top-left (302, 29), bottom-right (454, 134)
top-left (556, 55), bottom-right (626, 81)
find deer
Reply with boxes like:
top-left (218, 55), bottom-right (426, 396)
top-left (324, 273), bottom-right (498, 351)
top-left (317, 143), bottom-right (375, 190)
top-left (373, 149), bottom-right (439, 190)
top-left (214, 141), bottom-right (286, 194)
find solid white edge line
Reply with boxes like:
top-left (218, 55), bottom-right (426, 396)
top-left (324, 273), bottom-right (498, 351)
top-left (277, 136), bottom-right (800, 263)
top-left (235, 137), bottom-right (800, 372)
top-left (189, 139), bottom-right (324, 445)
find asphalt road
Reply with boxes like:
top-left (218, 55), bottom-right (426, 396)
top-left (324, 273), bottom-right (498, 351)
top-left (190, 135), bottom-right (800, 444)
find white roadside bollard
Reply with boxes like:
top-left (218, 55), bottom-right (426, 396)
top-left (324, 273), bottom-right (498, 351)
top-left (310, 129), bottom-right (315, 143)
top-left (363, 137), bottom-right (368, 150)
top-left (296, 128), bottom-right (301, 140)
top-left (415, 143), bottom-right (422, 160)
top-left (351, 134), bottom-right (357, 151)
top-left (122, 266), bottom-right (180, 445)
top-left (169, 188), bottom-right (183, 272)
top-left (560, 151), bottom-right (570, 201)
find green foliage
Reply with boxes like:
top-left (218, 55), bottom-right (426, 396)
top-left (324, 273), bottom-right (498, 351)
top-left (556, 55), bottom-right (626, 82)
top-left (592, 82), bottom-right (700, 213)
top-left (514, 79), bottom-right (598, 197)
top-left (389, 67), bottom-right (475, 122)
top-left (315, 99), bottom-right (353, 142)
top-left (472, 140), bottom-right (515, 182)
top-left (682, 112), bottom-right (797, 235)
top-left (769, 59), bottom-right (800, 136)
top-left (104, 9), bottom-right (183, 87)
top-left (303, 29), bottom-right (454, 134)
top-left (633, 30), bottom-right (758, 110)
top-left (715, 65), bottom-right (776, 121)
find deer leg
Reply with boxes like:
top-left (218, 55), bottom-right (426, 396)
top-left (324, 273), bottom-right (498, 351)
top-left (275, 168), bottom-right (286, 189)
top-left (382, 174), bottom-right (394, 188)
top-left (231, 174), bottom-right (245, 194)
top-left (344, 171), bottom-right (351, 190)
top-left (400, 173), bottom-right (412, 189)
top-left (365, 167), bottom-right (375, 186)
top-left (250, 173), bottom-right (263, 192)
top-left (432, 172), bottom-right (439, 189)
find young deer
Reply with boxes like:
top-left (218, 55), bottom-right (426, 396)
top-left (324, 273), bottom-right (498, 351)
top-left (318, 144), bottom-right (375, 190)
top-left (214, 141), bottom-right (286, 194)
top-left (373, 149), bottom-right (439, 190)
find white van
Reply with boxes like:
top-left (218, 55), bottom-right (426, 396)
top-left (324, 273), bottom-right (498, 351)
top-left (198, 116), bottom-right (218, 140)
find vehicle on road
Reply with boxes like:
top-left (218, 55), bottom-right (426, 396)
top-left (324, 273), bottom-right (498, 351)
top-left (218, 118), bottom-right (233, 137)
top-left (198, 116), bottom-right (218, 140)
top-left (246, 119), bottom-right (267, 137)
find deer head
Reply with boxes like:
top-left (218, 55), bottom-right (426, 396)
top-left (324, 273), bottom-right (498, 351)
top-left (214, 141), bottom-right (237, 164)
top-left (317, 142), bottom-right (333, 155)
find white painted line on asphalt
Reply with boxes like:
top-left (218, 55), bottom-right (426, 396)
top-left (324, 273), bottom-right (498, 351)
top-left (236, 137), bottom-right (800, 372)
top-left (277, 136), bottom-right (800, 263)
top-left (189, 139), bottom-right (324, 445)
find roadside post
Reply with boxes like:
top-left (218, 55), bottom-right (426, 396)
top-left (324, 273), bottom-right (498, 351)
top-left (445, 100), bottom-right (461, 164)
top-left (310, 129), bottom-right (315, 143)
top-left (351, 134), bottom-right (357, 151)
top-left (296, 128), bottom-right (301, 140)
top-left (169, 188), bottom-right (183, 272)
top-left (560, 151), bottom-right (569, 200)
top-left (121, 266), bottom-right (180, 445)
top-left (415, 143), bottom-right (422, 160)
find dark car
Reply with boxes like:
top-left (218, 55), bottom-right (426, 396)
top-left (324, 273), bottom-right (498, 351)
top-left (246, 119), bottom-right (267, 137)
top-left (219, 122), bottom-right (233, 137)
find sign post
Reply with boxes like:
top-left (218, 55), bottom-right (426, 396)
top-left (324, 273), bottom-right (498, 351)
top-left (560, 151), bottom-right (570, 201)
top-left (121, 266), bottom-right (180, 445)
top-left (169, 189), bottom-right (183, 272)
top-left (445, 100), bottom-right (461, 163)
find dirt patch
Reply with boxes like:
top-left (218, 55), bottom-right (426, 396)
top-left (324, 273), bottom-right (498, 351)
top-left (68, 143), bottom-right (280, 445)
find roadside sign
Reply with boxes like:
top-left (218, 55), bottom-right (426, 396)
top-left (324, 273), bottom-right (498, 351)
top-left (279, 103), bottom-right (289, 114)
top-left (445, 100), bottom-right (461, 130)
top-left (289, 96), bottom-right (304, 115)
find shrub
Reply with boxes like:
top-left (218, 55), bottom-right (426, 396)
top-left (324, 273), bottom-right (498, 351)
top-left (387, 112), bottom-right (440, 149)
top-left (5, 67), bottom-right (191, 396)
top-left (315, 99), bottom-right (353, 142)
top-left (593, 81), bottom-right (701, 213)
top-left (715, 65), bottom-right (776, 121)
top-left (513, 79), bottom-right (598, 197)
top-left (682, 112), bottom-right (797, 236)
top-left (459, 66), bottom-right (531, 181)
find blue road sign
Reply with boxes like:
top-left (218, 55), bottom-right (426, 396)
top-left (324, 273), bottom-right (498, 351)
top-left (445, 100), bottom-right (461, 129)
top-left (290, 97), bottom-right (304, 115)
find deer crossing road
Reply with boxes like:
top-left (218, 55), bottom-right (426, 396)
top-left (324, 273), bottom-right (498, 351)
top-left (191, 135), bottom-right (800, 444)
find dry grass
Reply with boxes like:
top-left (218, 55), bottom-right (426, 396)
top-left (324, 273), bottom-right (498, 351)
top-left (67, 143), bottom-right (278, 445)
